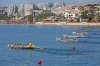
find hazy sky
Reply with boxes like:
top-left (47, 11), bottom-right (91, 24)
top-left (0, 0), bottom-right (100, 6)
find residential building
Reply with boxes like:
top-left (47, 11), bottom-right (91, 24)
top-left (51, 2), bottom-right (66, 15)
top-left (32, 10), bottom-right (51, 18)
top-left (6, 5), bottom-right (18, 17)
top-left (0, 7), bottom-right (7, 14)
top-left (18, 4), bottom-right (24, 17)
top-left (97, 2), bottom-right (100, 6)
top-left (24, 3), bottom-right (34, 16)
top-left (61, 5), bottom-right (82, 21)
top-left (51, 2), bottom-right (65, 10)
top-left (51, 7), bottom-right (62, 15)
top-left (37, 3), bottom-right (53, 10)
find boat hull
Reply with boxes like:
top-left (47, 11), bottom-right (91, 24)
top-left (72, 32), bottom-right (87, 34)
top-left (8, 44), bottom-right (35, 49)
top-left (56, 38), bottom-right (77, 42)
top-left (63, 34), bottom-right (84, 38)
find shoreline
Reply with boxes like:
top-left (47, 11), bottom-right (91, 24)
top-left (0, 22), bottom-right (100, 27)
top-left (0, 24), bottom-right (100, 27)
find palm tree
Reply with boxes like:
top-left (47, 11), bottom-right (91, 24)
top-left (27, 15), bottom-right (34, 23)
top-left (81, 10), bottom-right (88, 19)
top-left (36, 14), bottom-right (47, 21)
top-left (95, 12), bottom-right (100, 21)
top-left (86, 4), bottom-right (97, 21)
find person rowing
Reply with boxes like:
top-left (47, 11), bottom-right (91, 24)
top-left (28, 42), bottom-right (32, 47)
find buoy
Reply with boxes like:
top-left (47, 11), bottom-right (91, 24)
top-left (38, 60), bottom-right (42, 65)
top-left (40, 48), bottom-right (44, 50)
top-left (88, 36), bottom-right (90, 38)
top-left (72, 46), bottom-right (75, 49)
top-left (84, 40), bottom-right (86, 42)
top-left (94, 32), bottom-right (96, 34)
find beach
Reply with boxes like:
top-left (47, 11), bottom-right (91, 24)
top-left (0, 21), bottom-right (100, 26)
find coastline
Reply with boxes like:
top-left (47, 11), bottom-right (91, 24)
top-left (0, 21), bottom-right (100, 27)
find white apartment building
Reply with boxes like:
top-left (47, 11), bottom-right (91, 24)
top-left (64, 10), bottom-right (76, 18)
top-left (32, 10), bottom-right (51, 18)
top-left (61, 6), bottom-right (82, 19)
top-left (6, 5), bottom-right (18, 17)
top-left (37, 3), bottom-right (53, 10)
top-left (24, 3), bottom-right (33, 16)
top-left (18, 4), bottom-right (24, 17)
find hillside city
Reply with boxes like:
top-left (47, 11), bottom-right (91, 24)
top-left (0, 2), bottom-right (100, 24)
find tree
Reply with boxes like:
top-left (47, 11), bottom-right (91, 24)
top-left (27, 15), bottom-right (33, 22)
top-left (36, 14), bottom-right (47, 21)
top-left (4, 12), bottom-right (7, 16)
top-left (81, 10), bottom-right (88, 19)
top-left (86, 4), bottom-right (97, 21)
top-left (0, 12), bottom-right (9, 20)
top-left (95, 13), bottom-right (100, 20)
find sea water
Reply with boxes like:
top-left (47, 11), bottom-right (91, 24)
top-left (0, 25), bottom-right (100, 66)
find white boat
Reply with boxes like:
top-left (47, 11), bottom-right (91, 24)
top-left (63, 34), bottom-right (84, 38)
top-left (72, 31), bottom-right (87, 34)
top-left (56, 37), bottom-right (77, 42)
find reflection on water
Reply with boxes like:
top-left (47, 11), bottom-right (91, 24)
top-left (28, 49), bottom-right (33, 57)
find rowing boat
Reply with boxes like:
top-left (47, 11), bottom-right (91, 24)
top-left (8, 44), bottom-right (35, 49)
top-left (63, 34), bottom-right (84, 38)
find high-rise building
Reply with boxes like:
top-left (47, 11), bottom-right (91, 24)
top-left (33, 4), bottom-right (39, 10)
top-left (6, 5), bottom-right (18, 17)
top-left (18, 4), bottom-right (25, 17)
top-left (51, 2), bottom-right (65, 10)
top-left (37, 3), bottom-right (53, 10)
top-left (0, 7), bottom-right (8, 14)
top-left (51, 2), bottom-right (66, 14)
top-left (18, 3), bottom-right (38, 17)
top-left (24, 3), bottom-right (33, 16)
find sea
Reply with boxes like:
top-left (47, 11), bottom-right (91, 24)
top-left (0, 25), bottom-right (100, 66)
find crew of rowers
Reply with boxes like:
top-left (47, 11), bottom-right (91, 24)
top-left (76, 29), bottom-right (91, 33)
top-left (58, 35), bottom-right (76, 41)
top-left (8, 42), bottom-right (34, 49)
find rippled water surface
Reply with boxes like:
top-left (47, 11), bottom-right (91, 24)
top-left (0, 25), bottom-right (100, 66)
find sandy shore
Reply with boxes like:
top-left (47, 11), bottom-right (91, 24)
top-left (66, 22), bottom-right (100, 26)
top-left (0, 22), bottom-right (100, 27)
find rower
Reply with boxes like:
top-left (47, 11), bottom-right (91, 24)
top-left (89, 29), bottom-right (91, 31)
top-left (28, 42), bottom-right (32, 47)
top-left (74, 38), bottom-right (76, 40)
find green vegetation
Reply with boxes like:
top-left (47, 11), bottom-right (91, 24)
top-left (81, 4), bottom-right (100, 22)
top-left (36, 14), bottom-right (47, 20)
top-left (27, 15), bottom-right (33, 22)
top-left (36, 13), bottom-right (57, 21)
top-left (0, 12), bottom-right (9, 20)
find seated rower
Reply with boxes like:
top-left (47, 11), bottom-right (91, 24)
top-left (28, 42), bottom-right (32, 47)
